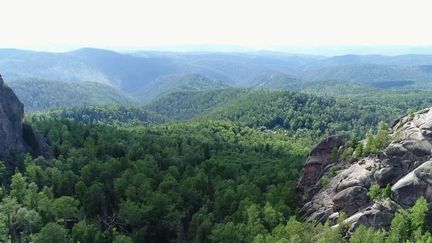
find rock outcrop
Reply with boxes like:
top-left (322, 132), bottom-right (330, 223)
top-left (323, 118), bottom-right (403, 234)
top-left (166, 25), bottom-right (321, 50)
top-left (0, 74), bottom-right (24, 160)
top-left (297, 135), bottom-right (342, 198)
top-left (0, 74), bottom-right (52, 164)
top-left (297, 107), bottom-right (432, 230)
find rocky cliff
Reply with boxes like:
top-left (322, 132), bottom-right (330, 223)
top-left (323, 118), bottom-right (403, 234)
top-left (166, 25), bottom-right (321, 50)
top-left (0, 74), bottom-right (52, 163)
top-left (297, 108), bottom-right (432, 230)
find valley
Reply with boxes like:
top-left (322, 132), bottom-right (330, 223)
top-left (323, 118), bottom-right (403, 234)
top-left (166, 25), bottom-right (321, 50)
top-left (2, 49), bottom-right (432, 242)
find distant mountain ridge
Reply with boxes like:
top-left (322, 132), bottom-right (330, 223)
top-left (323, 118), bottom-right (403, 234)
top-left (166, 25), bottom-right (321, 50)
top-left (3, 48), bottom-right (432, 109)
top-left (133, 73), bottom-right (229, 102)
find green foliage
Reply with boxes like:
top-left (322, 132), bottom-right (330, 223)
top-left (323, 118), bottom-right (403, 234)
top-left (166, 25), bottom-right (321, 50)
top-left (10, 173), bottom-right (27, 204)
top-left (256, 197), bottom-right (430, 243)
top-left (353, 143), bottom-right (363, 158)
top-left (145, 86), bottom-right (432, 144)
top-left (409, 197), bottom-right (428, 232)
top-left (147, 89), bottom-right (409, 140)
top-left (0, 117), bottom-right (314, 242)
top-left (367, 183), bottom-right (392, 201)
top-left (408, 108), bottom-right (415, 119)
top-left (341, 147), bottom-right (354, 161)
top-left (319, 177), bottom-right (331, 187)
top-left (28, 104), bottom-right (169, 126)
top-left (36, 222), bottom-right (68, 243)
top-left (363, 122), bottom-right (391, 155)
top-left (349, 225), bottom-right (385, 243)
top-left (1, 85), bottom-right (431, 242)
top-left (113, 235), bottom-right (134, 243)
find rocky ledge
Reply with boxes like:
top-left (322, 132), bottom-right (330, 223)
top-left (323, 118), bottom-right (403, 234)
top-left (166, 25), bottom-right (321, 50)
top-left (297, 107), bottom-right (432, 230)
top-left (0, 74), bottom-right (52, 165)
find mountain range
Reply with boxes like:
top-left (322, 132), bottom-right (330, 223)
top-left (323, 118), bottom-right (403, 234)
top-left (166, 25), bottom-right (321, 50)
top-left (3, 48), bottom-right (432, 110)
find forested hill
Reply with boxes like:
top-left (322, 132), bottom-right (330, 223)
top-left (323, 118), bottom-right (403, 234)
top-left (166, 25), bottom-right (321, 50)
top-left (8, 79), bottom-right (137, 111)
top-left (145, 88), bottom-right (432, 138)
top-left (133, 73), bottom-right (230, 102)
top-left (28, 105), bottom-right (169, 126)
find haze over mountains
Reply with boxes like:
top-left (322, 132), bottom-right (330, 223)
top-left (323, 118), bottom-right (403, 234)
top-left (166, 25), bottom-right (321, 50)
top-left (3, 47), bottom-right (432, 110)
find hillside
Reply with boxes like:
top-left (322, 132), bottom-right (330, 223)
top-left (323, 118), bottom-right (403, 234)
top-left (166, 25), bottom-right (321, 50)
top-left (133, 73), bottom-right (229, 102)
top-left (147, 88), bottom-right (432, 139)
top-left (7, 79), bottom-right (136, 111)
top-left (145, 88), bottom-right (248, 120)
top-left (28, 105), bottom-right (169, 126)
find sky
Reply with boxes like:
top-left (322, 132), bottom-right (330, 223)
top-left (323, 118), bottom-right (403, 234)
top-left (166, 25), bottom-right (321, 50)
top-left (1, 0), bottom-right (432, 53)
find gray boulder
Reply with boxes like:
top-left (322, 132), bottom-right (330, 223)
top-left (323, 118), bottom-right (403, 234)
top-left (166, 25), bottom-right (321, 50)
top-left (343, 198), bottom-right (400, 230)
top-left (298, 107), bottom-right (432, 229)
top-left (392, 161), bottom-right (432, 207)
top-left (332, 186), bottom-right (369, 216)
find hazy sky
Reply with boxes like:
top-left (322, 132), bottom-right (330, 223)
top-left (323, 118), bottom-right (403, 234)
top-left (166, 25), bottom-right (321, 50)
top-left (1, 0), bottom-right (432, 51)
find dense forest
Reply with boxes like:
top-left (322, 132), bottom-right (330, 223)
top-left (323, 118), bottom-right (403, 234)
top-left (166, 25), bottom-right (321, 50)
top-left (0, 84), bottom-right (428, 242)
top-left (147, 88), bottom-right (432, 139)
top-left (2, 117), bottom-right (312, 242)
top-left (3, 64), bottom-right (432, 242)
top-left (3, 2), bottom-right (432, 241)
top-left (2, 0), bottom-right (432, 239)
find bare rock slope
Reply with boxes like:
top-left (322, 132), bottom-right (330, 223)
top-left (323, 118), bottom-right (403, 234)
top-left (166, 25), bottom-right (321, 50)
top-left (0, 75), bottom-right (52, 163)
top-left (297, 108), bottom-right (432, 229)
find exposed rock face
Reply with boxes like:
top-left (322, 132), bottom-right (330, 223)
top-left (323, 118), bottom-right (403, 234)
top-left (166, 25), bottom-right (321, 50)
top-left (0, 75), bottom-right (52, 163)
top-left (0, 74), bottom-right (24, 160)
top-left (22, 123), bottom-right (53, 158)
top-left (392, 161), bottom-right (432, 208)
top-left (297, 107), bottom-right (432, 230)
top-left (297, 135), bottom-right (342, 197)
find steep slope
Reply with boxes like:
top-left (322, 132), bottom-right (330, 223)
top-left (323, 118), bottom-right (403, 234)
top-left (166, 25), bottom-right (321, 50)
top-left (0, 75), bottom-right (24, 159)
top-left (8, 79), bottom-right (137, 111)
top-left (297, 107), bottom-right (432, 230)
top-left (0, 75), bottom-right (51, 163)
